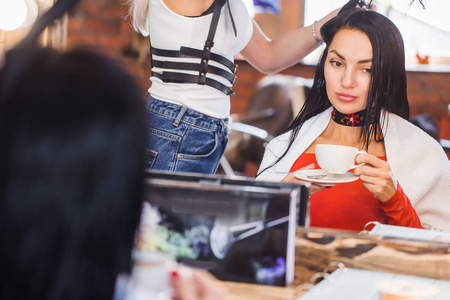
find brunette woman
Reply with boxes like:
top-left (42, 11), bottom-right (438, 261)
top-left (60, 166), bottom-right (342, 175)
top-left (257, 9), bottom-right (450, 232)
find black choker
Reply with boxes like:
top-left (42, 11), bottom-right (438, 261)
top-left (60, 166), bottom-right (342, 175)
top-left (331, 107), bottom-right (368, 127)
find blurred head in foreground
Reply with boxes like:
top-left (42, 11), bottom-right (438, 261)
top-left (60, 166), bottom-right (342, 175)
top-left (0, 46), bottom-right (146, 300)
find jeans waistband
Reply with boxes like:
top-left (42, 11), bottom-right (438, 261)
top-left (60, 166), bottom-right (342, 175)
top-left (146, 95), bottom-right (228, 132)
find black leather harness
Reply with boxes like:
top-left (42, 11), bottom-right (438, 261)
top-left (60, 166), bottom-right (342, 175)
top-left (150, 0), bottom-right (238, 95)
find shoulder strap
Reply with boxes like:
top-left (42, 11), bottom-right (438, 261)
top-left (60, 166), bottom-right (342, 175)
top-left (147, 6), bottom-right (153, 75)
top-left (207, 0), bottom-right (226, 45)
top-left (199, 0), bottom-right (227, 84)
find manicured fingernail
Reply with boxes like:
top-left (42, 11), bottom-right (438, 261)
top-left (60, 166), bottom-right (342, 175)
top-left (170, 270), bottom-right (179, 280)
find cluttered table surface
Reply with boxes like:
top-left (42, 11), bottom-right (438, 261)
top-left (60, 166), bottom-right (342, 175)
top-left (221, 227), bottom-right (450, 299)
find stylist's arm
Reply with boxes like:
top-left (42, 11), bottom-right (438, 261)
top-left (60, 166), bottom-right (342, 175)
top-left (354, 153), bottom-right (397, 202)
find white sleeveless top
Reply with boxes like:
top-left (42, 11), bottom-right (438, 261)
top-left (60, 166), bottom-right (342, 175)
top-left (148, 0), bottom-right (253, 118)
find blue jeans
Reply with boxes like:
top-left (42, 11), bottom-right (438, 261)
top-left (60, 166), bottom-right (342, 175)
top-left (145, 96), bottom-right (228, 174)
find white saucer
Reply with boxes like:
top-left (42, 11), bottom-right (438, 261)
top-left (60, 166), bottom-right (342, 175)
top-left (293, 169), bottom-right (359, 186)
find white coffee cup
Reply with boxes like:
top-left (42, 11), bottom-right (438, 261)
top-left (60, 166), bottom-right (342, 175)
top-left (128, 250), bottom-right (177, 300)
top-left (377, 280), bottom-right (439, 300)
top-left (315, 144), bottom-right (365, 175)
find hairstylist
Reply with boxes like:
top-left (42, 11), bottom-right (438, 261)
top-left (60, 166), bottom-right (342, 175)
top-left (127, 0), bottom-right (365, 174)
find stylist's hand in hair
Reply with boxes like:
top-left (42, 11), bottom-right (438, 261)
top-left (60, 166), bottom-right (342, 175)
top-left (354, 153), bottom-right (397, 202)
top-left (281, 163), bottom-right (333, 196)
top-left (171, 267), bottom-right (226, 300)
top-left (339, 0), bottom-right (376, 15)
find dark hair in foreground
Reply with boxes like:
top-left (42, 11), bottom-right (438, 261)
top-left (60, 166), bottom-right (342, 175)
top-left (258, 10), bottom-right (409, 175)
top-left (0, 47), bottom-right (146, 300)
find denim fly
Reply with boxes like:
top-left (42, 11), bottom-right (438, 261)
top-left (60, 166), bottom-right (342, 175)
top-left (145, 95), bottom-right (228, 174)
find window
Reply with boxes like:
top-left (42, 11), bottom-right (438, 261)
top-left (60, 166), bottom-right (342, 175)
top-left (303, 0), bottom-right (450, 66)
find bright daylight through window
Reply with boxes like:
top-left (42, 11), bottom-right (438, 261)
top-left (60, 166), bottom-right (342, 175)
top-left (304, 0), bottom-right (450, 66)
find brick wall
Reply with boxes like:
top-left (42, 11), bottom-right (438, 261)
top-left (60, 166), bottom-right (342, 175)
top-left (67, 0), bottom-right (450, 140)
top-left (67, 0), bottom-right (151, 91)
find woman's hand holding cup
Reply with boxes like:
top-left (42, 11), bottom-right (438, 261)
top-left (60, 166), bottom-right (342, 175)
top-left (353, 153), bottom-right (397, 202)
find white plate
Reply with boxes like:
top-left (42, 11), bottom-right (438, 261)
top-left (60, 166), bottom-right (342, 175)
top-left (293, 169), bottom-right (359, 186)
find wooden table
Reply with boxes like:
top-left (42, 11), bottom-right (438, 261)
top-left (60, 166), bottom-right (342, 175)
top-left (222, 281), bottom-right (301, 300)
top-left (294, 227), bottom-right (450, 284)
top-left (220, 227), bottom-right (450, 299)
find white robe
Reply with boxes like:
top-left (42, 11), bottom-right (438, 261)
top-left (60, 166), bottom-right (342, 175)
top-left (257, 107), bottom-right (450, 231)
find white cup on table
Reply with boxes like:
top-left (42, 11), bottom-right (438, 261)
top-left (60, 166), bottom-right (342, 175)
top-left (115, 250), bottom-right (176, 300)
top-left (377, 280), bottom-right (440, 300)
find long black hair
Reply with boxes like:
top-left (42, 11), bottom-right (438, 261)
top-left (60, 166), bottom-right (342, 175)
top-left (259, 9), bottom-right (409, 175)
